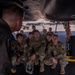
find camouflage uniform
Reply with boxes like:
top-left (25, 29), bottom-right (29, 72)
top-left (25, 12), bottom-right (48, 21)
top-left (11, 42), bottom-right (25, 65)
top-left (14, 38), bottom-right (33, 62)
top-left (22, 38), bottom-right (35, 74)
top-left (23, 45), bottom-right (33, 62)
top-left (41, 34), bottom-right (47, 40)
top-left (29, 37), bottom-right (46, 72)
top-left (23, 38), bottom-right (34, 61)
top-left (29, 37), bottom-right (46, 62)
top-left (44, 41), bottom-right (53, 66)
top-left (11, 42), bottom-right (24, 73)
top-left (22, 37), bottom-right (46, 73)
top-left (17, 43), bottom-right (25, 55)
top-left (44, 42), bottom-right (68, 67)
top-left (44, 42), bottom-right (68, 74)
top-left (48, 32), bottom-right (54, 36)
top-left (11, 36), bottom-right (28, 66)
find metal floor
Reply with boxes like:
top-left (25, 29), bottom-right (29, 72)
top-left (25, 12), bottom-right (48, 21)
top-left (8, 62), bottom-right (75, 75)
top-left (29, 62), bottom-right (75, 75)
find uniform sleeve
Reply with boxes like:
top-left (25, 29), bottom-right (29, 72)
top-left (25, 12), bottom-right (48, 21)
top-left (21, 39), bottom-right (31, 59)
top-left (56, 43), bottom-right (67, 59)
top-left (22, 46), bottom-right (31, 60)
top-left (29, 39), bottom-right (35, 47)
top-left (46, 43), bottom-right (53, 58)
top-left (35, 39), bottom-right (46, 56)
top-left (61, 44), bottom-right (66, 54)
top-left (44, 43), bottom-right (54, 65)
top-left (23, 39), bottom-right (35, 60)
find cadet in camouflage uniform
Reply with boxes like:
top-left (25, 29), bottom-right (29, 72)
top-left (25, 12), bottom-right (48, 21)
top-left (48, 34), bottom-right (68, 74)
top-left (11, 33), bottom-right (24, 70)
top-left (43, 33), bottom-right (58, 75)
top-left (16, 33), bottom-right (26, 63)
top-left (48, 27), bottom-right (54, 35)
top-left (29, 30), bottom-right (46, 72)
top-left (15, 33), bottom-right (33, 66)
top-left (20, 30), bottom-right (27, 41)
top-left (20, 32), bottom-right (35, 74)
top-left (44, 33), bottom-right (53, 66)
top-left (25, 32), bottom-right (33, 47)
top-left (11, 35), bottom-right (26, 75)
top-left (15, 32), bottom-right (33, 62)
top-left (41, 29), bottom-right (47, 39)
top-left (16, 33), bottom-right (25, 52)
top-left (23, 32), bottom-right (34, 61)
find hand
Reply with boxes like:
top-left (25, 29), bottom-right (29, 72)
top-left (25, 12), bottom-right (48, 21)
top-left (40, 53), bottom-right (45, 62)
top-left (52, 57), bottom-right (58, 65)
top-left (30, 54), bottom-right (36, 61)
top-left (24, 44), bottom-right (27, 48)
top-left (17, 57), bottom-right (21, 63)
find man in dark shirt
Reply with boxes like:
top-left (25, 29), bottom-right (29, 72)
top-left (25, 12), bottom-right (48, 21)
top-left (0, 3), bottom-right (23, 75)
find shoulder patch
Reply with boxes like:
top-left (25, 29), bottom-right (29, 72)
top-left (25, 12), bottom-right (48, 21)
top-left (9, 39), bottom-right (17, 51)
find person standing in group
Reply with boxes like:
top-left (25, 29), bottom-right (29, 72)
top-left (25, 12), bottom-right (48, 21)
top-left (48, 27), bottom-right (54, 35)
top-left (20, 30), bottom-right (27, 41)
top-left (41, 29), bottom-right (47, 39)
top-left (32, 25), bottom-right (36, 32)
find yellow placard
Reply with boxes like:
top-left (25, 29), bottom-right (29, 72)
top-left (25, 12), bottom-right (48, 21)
top-left (67, 56), bottom-right (75, 62)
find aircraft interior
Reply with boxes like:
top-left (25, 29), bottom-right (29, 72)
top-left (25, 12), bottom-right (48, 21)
top-left (0, 0), bottom-right (75, 75)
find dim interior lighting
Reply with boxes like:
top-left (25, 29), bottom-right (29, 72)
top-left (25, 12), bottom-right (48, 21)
top-left (24, 6), bottom-right (29, 9)
top-left (71, 15), bottom-right (75, 18)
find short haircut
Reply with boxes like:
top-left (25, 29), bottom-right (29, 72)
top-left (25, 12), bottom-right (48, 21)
top-left (43, 29), bottom-right (47, 31)
top-left (29, 32), bottom-right (33, 35)
top-left (32, 25), bottom-right (35, 28)
top-left (20, 30), bottom-right (24, 33)
top-left (49, 27), bottom-right (52, 29)
top-left (33, 30), bottom-right (40, 34)
top-left (16, 33), bottom-right (23, 38)
top-left (46, 32), bottom-right (52, 36)
top-left (53, 34), bottom-right (58, 37)
top-left (2, 4), bottom-right (23, 18)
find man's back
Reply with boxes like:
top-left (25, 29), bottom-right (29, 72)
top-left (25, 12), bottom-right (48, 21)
top-left (0, 19), bottom-right (16, 75)
top-left (0, 3), bottom-right (23, 75)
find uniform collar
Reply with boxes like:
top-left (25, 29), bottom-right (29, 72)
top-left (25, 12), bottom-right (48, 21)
top-left (0, 19), bottom-right (11, 33)
top-left (0, 19), bottom-right (14, 39)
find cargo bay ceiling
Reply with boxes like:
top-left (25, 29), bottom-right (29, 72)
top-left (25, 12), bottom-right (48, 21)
top-left (0, 0), bottom-right (47, 21)
top-left (0, 0), bottom-right (75, 21)
top-left (22, 0), bottom-right (47, 21)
